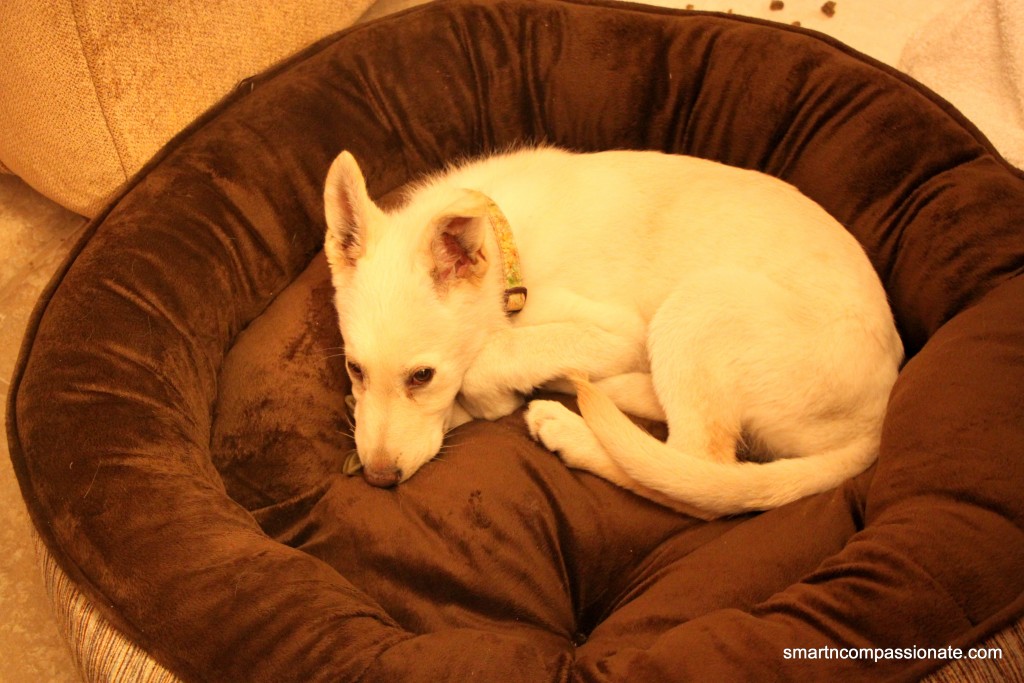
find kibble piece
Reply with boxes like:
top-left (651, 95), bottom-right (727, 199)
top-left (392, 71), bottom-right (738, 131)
top-left (770, 1), bottom-right (784, 10)
top-left (821, 1), bottom-right (836, 17)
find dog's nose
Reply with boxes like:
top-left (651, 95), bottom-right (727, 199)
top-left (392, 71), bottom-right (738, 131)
top-left (362, 465), bottom-right (402, 488)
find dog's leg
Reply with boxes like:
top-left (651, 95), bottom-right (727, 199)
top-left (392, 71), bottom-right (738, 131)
top-left (543, 373), bottom-right (665, 421)
top-left (626, 268), bottom-right (838, 469)
top-left (639, 277), bottom-right (754, 466)
top-left (526, 400), bottom-right (711, 519)
top-left (460, 320), bottom-right (646, 420)
top-left (593, 373), bottom-right (665, 421)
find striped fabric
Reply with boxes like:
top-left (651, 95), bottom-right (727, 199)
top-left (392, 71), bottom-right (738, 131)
top-left (35, 533), bottom-right (181, 683)
top-left (34, 531), bottom-right (1021, 681)
top-left (923, 619), bottom-right (1024, 683)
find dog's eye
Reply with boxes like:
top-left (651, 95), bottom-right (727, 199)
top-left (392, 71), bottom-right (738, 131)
top-left (346, 361), bottom-right (363, 381)
top-left (408, 367), bottom-right (435, 387)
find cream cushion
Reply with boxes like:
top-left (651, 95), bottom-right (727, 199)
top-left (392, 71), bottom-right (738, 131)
top-left (0, 0), bottom-right (374, 216)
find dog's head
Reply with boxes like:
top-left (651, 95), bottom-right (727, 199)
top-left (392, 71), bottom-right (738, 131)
top-left (323, 152), bottom-right (501, 487)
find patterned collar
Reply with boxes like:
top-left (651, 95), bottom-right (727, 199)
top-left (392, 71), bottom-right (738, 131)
top-left (471, 192), bottom-right (527, 315)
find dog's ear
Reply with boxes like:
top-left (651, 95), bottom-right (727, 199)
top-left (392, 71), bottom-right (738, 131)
top-left (324, 151), bottom-right (374, 270)
top-left (429, 193), bottom-right (491, 287)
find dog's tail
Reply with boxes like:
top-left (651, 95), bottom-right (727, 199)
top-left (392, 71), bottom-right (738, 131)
top-left (572, 376), bottom-right (878, 518)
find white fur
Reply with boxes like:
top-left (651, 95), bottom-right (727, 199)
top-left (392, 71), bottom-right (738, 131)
top-left (323, 147), bottom-right (903, 516)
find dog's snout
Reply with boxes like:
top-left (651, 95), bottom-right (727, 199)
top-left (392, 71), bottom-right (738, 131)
top-left (363, 465), bottom-right (402, 488)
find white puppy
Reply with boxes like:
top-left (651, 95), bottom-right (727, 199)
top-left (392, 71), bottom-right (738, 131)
top-left (323, 147), bottom-right (902, 518)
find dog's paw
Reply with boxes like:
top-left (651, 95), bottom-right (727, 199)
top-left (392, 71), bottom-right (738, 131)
top-left (527, 400), bottom-right (621, 479)
top-left (526, 401), bottom-right (593, 461)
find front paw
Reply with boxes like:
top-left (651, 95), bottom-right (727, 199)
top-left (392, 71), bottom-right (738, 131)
top-left (526, 401), bottom-right (587, 456)
top-left (526, 400), bottom-right (612, 476)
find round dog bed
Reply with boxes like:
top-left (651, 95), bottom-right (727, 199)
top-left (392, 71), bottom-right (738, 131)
top-left (10, 0), bottom-right (1024, 680)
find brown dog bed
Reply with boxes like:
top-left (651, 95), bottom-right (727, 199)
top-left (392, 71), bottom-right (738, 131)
top-left (9, 0), bottom-right (1024, 680)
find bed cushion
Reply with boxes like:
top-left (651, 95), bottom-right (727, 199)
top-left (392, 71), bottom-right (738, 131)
top-left (0, 0), bottom-right (374, 216)
top-left (9, 0), bottom-right (1024, 680)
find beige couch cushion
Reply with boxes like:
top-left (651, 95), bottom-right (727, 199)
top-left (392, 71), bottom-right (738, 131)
top-left (0, 0), bottom-right (374, 217)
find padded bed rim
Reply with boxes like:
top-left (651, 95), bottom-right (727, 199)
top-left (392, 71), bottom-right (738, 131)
top-left (6, 0), bottom-right (1024, 678)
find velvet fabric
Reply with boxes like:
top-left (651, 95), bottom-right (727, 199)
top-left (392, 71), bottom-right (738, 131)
top-left (8, 0), bottom-right (1024, 680)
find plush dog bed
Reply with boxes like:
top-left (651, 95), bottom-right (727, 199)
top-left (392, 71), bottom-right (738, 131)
top-left (9, 0), bottom-right (1024, 680)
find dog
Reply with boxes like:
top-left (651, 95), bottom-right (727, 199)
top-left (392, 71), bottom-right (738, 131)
top-left (323, 147), bottom-right (903, 518)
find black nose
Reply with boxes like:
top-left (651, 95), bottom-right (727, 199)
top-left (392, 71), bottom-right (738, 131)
top-left (363, 466), bottom-right (402, 488)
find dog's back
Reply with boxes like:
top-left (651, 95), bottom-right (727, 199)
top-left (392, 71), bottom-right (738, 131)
top-left (410, 148), bottom-right (893, 336)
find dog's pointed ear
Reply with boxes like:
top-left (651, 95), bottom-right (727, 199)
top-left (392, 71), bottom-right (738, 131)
top-left (324, 151), bottom-right (375, 270)
top-left (429, 193), bottom-right (491, 287)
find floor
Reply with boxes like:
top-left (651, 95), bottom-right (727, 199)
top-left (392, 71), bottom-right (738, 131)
top-left (0, 0), bottom-right (970, 680)
top-left (0, 173), bottom-right (85, 681)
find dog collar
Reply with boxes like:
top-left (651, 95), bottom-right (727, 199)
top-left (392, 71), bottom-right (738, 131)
top-left (473, 192), bottom-right (527, 314)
